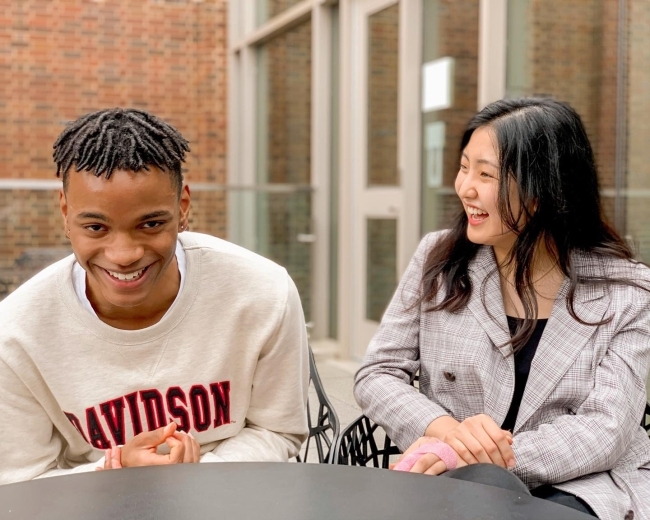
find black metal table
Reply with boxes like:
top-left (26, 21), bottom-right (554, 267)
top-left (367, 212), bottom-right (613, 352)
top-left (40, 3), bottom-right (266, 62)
top-left (0, 462), bottom-right (593, 519)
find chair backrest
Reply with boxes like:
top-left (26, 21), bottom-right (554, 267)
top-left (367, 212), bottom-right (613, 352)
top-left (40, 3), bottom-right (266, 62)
top-left (332, 414), bottom-right (400, 468)
top-left (332, 372), bottom-right (417, 467)
top-left (296, 346), bottom-right (341, 463)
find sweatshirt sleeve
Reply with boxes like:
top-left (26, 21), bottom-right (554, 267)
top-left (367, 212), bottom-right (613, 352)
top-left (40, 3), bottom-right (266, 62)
top-left (354, 232), bottom-right (451, 451)
top-left (0, 356), bottom-right (101, 484)
top-left (204, 273), bottom-right (309, 462)
top-left (511, 298), bottom-right (650, 488)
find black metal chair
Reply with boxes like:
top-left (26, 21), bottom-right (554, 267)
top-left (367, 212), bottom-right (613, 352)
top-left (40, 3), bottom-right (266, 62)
top-left (296, 346), bottom-right (340, 463)
top-left (332, 413), bottom-right (399, 467)
top-left (333, 373), bottom-right (418, 466)
top-left (644, 402), bottom-right (650, 433)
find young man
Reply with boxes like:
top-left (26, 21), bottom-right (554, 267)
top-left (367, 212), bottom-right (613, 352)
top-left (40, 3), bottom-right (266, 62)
top-left (0, 108), bottom-right (309, 484)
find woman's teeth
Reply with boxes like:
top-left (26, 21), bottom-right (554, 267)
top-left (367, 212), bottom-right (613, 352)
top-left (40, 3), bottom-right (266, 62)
top-left (468, 207), bottom-right (488, 217)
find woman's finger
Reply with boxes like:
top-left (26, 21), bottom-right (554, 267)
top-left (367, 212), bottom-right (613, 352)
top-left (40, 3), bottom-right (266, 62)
top-left (410, 453), bottom-right (440, 474)
top-left (481, 420), bottom-right (516, 468)
top-left (467, 424), bottom-right (507, 467)
top-left (445, 436), bottom-right (479, 465)
top-left (424, 460), bottom-right (448, 475)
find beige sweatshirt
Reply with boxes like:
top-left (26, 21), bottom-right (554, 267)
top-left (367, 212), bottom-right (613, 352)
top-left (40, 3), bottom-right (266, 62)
top-left (0, 232), bottom-right (309, 485)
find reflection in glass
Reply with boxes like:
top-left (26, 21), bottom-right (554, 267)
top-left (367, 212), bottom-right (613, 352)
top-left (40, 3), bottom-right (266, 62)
top-left (256, 21), bottom-right (312, 320)
top-left (257, 0), bottom-right (305, 26)
top-left (506, 0), bottom-right (615, 213)
top-left (420, 0), bottom-right (479, 234)
top-left (366, 219), bottom-right (397, 322)
top-left (367, 4), bottom-right (399, 187)
top-left (625, 0), bottom-right (650, 260)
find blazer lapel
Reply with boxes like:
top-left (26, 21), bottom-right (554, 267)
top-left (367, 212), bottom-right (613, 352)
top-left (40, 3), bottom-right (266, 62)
top-left (514, 255), bottom-right (610, 432)
top-left (466, 247), bottom-right (515, 423)
top-left (466, 247), bottom-right (512, 357)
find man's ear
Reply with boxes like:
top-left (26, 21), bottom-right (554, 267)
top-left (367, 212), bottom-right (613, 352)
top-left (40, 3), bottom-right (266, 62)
top-left (179, 184), bottom-right (191, 228)
top-left (59, 188), bottom-right (69, 234)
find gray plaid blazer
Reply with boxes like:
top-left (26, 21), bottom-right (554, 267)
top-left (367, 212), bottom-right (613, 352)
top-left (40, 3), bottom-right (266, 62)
top-left (354, 231), bottom-right (650, 520)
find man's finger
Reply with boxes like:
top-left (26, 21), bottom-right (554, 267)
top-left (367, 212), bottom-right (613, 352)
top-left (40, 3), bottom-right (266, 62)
top-left (132, 422), bottom-right (178, 449)
top-left (191, 436), bottom-right (200, 462)
top-left (104, 448), bottom-right (112, 470)
top-left (111, 446), bottom-right (123, 469)
top-left (165, 435), bottom-right (185, 464)
top-left (173, 432), bottom-right (194, 463)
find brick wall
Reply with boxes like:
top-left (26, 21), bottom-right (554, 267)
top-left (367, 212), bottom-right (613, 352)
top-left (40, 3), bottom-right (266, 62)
top-left (0, 0), bottom-right (228, 298)
top-left (368, 3), bottom-right (399, 186)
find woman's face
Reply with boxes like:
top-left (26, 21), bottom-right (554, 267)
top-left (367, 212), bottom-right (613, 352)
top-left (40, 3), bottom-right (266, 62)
top-left (454, 126), bottom-right (520, 257)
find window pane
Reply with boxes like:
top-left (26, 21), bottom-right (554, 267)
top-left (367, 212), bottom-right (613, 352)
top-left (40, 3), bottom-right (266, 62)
top-left (506, 0), bottom-right (617, 221)
top-left (625, 0), bottom-right (650, 260)
top-left (256, 21), bottom-right (312, 320)
top-left (367, 3), bottom-right (399, 187)
top-left (257, 0), bottom-right (306, 26)
top-left (366, 218), bottom-right (397, 322)
top-left (257, 22), bottom-right (312, 184)
top-left (420, 0), bottom-right (480, 233)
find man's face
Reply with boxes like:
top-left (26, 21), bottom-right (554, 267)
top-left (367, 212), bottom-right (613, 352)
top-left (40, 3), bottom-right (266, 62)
top-left (60, 167), bottom-right (190, 314)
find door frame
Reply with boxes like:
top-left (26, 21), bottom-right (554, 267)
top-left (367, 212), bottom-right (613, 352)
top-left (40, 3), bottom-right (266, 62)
top-left (338, 0), bottom-right (422, 361)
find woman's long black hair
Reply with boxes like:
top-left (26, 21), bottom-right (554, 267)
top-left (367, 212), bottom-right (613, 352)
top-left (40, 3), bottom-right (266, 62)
top-left (418, 98), bottom-right (639, 353)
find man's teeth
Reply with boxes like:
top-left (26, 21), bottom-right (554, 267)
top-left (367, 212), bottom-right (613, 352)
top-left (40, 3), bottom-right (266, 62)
top-left (468, 207), bottom-right (488, 216)
top-left (107, 268), bottom-right (145, 281)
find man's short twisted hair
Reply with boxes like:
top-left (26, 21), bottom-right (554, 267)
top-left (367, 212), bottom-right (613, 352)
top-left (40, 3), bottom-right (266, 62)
top-left (53, 108), bottom-right (190, 194)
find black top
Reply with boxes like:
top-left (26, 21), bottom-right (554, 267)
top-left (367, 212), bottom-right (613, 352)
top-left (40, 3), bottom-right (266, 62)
top-left (501, 316), bottom-right (548, 432)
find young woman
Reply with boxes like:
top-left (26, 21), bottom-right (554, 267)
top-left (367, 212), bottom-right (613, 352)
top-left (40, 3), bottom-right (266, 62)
top-left (354, 98), bottom-right (650, 519)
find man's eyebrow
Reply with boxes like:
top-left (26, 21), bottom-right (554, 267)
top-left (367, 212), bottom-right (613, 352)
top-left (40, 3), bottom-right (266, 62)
top-left (76, 212), bottom-right (108, 221)
top-left (139, 210), bottom-right (174, 221)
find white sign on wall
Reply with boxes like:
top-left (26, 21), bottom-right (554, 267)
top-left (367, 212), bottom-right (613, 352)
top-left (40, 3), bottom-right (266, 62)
top-left (422, 57), bottom-right (455, 112)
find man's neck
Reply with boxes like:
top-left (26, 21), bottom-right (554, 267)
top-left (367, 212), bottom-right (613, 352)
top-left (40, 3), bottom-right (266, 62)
top-left (87, 258), bottom-right (181, 330)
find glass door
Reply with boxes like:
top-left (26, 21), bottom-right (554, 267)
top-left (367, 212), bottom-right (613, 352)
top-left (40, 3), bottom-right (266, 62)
top-left (350, 0), bottom-right (402, 359)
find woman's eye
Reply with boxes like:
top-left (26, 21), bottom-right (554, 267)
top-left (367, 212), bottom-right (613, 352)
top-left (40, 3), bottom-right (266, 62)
top-left (480, 171), bottom-right (495, 178)
top-left (459, 163), bottom-right (468, 171)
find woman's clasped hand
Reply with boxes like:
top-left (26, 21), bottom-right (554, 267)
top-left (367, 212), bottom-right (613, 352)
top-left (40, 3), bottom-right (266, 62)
top-left (393, 414), bottom-right (514, 475)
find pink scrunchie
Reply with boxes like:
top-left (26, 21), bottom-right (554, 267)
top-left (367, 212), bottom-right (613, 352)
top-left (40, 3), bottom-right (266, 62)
top-left (393, 440), bottom-right (458, 472)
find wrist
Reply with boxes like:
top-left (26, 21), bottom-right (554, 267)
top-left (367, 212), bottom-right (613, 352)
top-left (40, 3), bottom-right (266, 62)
top-left (425, 415), bottom-right (460, 440)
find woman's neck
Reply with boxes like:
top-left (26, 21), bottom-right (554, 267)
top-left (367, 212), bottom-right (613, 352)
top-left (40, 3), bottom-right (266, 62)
top-left (495, 245), bottom-right (564, 319)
